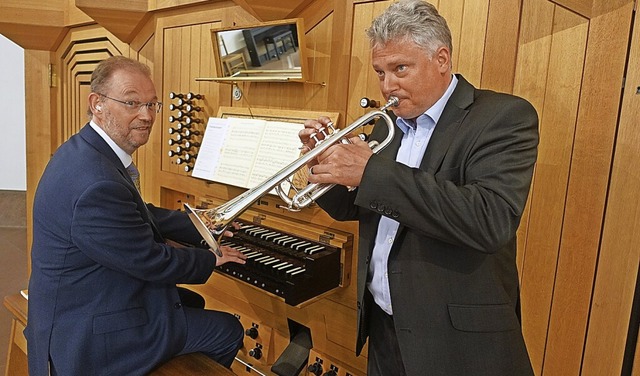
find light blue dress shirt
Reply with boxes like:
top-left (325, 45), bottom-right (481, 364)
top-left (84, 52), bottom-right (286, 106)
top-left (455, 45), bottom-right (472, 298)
top-left (367, 75), bottom-right (458, 315)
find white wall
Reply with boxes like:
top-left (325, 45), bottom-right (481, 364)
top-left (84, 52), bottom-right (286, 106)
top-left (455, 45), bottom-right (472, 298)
top-left (0, 34), bottom-right (26, 191)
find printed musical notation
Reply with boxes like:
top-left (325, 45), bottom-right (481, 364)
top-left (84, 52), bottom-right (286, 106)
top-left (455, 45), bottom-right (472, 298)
top-left (192, 117), bottom-right (302, 191)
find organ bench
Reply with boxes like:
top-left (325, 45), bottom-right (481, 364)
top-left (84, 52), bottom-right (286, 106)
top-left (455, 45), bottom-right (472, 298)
top-left (2, 293), bottom-right (233, 375)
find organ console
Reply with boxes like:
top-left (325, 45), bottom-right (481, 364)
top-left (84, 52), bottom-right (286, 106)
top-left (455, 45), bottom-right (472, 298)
top-left (161, 106), bottom-right (359, 375)
top-left (217, 220), bottom-right (343, 306)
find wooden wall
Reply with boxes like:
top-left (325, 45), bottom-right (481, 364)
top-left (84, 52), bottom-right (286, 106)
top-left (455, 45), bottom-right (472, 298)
top-left (2, 0), bottom-right (639, 374)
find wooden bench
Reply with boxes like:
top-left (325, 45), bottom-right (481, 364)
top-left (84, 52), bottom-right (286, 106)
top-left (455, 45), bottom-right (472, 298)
top-left (3, 293), bottom-right (234, 376)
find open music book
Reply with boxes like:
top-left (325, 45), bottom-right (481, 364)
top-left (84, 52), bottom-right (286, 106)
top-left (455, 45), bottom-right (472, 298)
top-left (191, 117), bottom-right (303, 189)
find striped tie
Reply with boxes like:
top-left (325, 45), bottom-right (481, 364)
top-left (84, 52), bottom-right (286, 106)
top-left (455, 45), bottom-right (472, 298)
top-left (126, 162), bottom-right (141, 192)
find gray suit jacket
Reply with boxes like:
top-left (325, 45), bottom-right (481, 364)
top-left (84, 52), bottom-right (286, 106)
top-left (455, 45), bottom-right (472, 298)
top-left (317, 75), bottom-right (538, 375)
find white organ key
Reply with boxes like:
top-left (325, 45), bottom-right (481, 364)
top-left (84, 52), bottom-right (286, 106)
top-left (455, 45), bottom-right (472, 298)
top-left (306, 245), bottom-right (325, 254)
top-left (280, 237), bottom-right (298, 246)
top-left (247, 228), bottom-right (269, 236)
top-left (254, 255), bottom-right (271, 262)
top-left (263, 258), bottom-right (280, 266)
top-left (262, 232), bottom-right (281, 240)
top-left (272, 235), bottom-right (289, 243)
top-left (277, 263), bottom-right (294, 271)
top-left (290, 268), bottom-right (306, 276)
top-left (259, 256), bottom-right (276, 263)
top-left (289, 240), bottom-right (307, 249)
top-left (245, 252), bottom-right (262, 259)
top-left (272, 261), bottom-right (288, 269)
top-left (294, 241), bottom-right (312, 251)
top-left (286, 267), bottom-right (301, 274)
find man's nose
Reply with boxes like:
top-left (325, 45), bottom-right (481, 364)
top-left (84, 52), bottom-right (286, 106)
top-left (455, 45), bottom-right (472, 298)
top-left (138, 105), bottom-right (155, 120)
top-left (381, 74), bottom-right (398, 94)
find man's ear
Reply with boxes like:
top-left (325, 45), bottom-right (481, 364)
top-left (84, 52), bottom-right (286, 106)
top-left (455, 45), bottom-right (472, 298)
top-left (88, 92), bottom-right (102, 113)
top-left (436, 46), bottom-right (451, 71)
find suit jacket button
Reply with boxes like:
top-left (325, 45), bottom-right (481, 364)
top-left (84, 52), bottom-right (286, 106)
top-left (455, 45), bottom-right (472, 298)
top-left (392, 211), bottom-right (400, 218)
top-left (384, 208), bottom-right (392, 215)
top-left (370, 201), bottom-right (378, 209)
top-left (174, 302), bottom-right (182, 309)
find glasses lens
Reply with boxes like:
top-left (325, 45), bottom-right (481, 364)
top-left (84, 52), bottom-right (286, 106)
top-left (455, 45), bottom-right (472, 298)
top-left (138, 102), bottom-right (162, 113)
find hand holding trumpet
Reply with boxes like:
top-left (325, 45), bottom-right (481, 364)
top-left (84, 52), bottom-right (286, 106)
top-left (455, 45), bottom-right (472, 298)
top-left (299, 116), bottom-right (374, 188)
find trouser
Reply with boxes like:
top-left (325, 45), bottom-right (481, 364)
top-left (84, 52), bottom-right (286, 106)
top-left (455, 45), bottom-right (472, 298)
top-left (367, 300), bottom-right (407, 376)
top-left (177, 307), bottom-right (244, 368)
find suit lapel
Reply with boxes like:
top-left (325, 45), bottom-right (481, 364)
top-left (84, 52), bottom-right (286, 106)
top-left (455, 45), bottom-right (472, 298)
top-left (419, 74), bottom-right (475, 173)
top-left (391, 75), bottom-right (475, 243)
top-left (79, 124), bottom-right (165, 242)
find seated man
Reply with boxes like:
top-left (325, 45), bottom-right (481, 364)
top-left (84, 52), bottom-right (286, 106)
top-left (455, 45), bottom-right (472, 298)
top-left (25, 55), bottom-right (247, 375)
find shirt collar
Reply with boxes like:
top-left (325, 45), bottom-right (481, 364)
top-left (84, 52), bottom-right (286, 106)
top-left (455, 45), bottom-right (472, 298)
top-left (396, 74), bottom-right (459, 134)
top-left (89, 120), bottom-right (132, 168)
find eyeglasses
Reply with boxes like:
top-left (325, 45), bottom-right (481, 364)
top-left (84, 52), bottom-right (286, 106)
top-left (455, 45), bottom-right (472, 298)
top-left (98, 93), bottom-right (163, 114)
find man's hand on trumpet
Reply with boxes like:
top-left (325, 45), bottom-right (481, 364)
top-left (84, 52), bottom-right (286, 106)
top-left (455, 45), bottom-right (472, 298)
top-left (299, 116), bottom-right (374, 188)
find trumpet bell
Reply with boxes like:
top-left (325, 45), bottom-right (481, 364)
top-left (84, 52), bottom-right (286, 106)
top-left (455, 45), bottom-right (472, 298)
top-left (184, 203), bottom-right (223, 256)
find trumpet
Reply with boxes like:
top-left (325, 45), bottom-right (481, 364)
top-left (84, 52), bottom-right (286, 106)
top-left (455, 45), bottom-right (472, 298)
top-left (184, 96), bottom-right (399, 254)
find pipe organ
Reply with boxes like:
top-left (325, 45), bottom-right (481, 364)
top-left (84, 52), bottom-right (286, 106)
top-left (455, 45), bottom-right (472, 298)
top-left (3, 0), bottom-right (639, 375)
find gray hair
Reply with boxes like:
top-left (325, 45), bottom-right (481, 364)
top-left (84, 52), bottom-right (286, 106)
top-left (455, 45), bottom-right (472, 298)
top-left (366, 0), bottom-right (453, 57)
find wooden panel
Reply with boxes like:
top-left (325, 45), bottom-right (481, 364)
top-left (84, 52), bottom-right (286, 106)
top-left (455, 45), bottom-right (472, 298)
top-left (0, 0), bottom-right (67, 50)
top-left (532, 8), bottom-right (589, 375)
top-left (455, 0), bottom-right (489, 86)
top-left (511, 1), bottom-right (555, 371)
top-left (24, 50), bottom-right (56, 274)
top-left (56, 25), bottom-right (131, 146)
top-left (232, 0), bottom-right (314, 21)
top-left (551, 0), bottom-right (593, 17)
top-left (436, 0), bottom-right (464, 73)
top-left (581, 1), bottom-right (640, 374)
top-left (481, 0), bottom-right (522, 92)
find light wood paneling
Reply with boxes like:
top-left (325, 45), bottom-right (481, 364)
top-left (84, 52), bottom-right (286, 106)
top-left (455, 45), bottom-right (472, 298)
top-left (24, 50), bottom-right (56, 273)
top-left (530, 7), bottom-right (589, 375)
top-left (582, 1), bottom-right (640, 373)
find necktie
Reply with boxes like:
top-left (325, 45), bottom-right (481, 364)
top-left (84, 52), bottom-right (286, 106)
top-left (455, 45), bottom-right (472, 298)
top-left (126, 162), bottom-right (141, 192)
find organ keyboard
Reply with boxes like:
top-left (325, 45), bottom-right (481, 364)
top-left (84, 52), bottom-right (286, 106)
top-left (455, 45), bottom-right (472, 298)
top-left (217, 220), bottom-right (342, 306)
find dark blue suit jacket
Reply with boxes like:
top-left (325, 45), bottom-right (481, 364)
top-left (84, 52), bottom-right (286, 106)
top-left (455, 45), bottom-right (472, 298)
top-left (26, 124), bottom-right (217, 375)
top-left (317, 75), bottom-right (538, 375)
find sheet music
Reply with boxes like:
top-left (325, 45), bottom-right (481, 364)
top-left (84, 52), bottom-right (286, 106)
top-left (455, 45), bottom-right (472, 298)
top-left (215, 118), bottom-right (266, 187)
top-left (248, 121), bottom-right (302, 187)
top-left (192, 118), bottom-right (229, 180)
top-left (191, 117), bottom-right (303, 192)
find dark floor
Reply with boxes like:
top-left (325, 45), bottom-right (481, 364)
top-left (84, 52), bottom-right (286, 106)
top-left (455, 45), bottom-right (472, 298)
top-left (0, 191), bottom-right (29, 373)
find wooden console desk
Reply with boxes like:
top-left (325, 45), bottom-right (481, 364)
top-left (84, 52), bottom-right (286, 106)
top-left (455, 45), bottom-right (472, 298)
top-left (4, 293), bottom-right (28, 376)
top-left (3, 293), bottom-right (233, 375)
